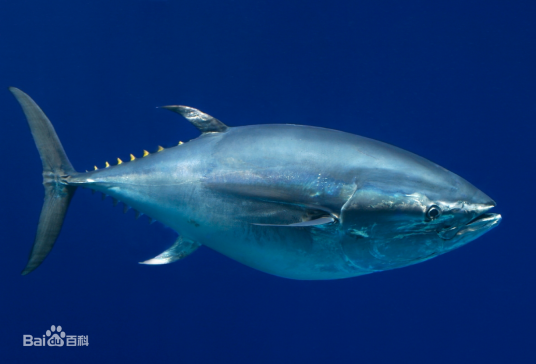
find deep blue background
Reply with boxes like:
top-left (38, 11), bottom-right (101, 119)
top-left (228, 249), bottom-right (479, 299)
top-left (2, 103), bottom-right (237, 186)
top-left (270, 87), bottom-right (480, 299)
top-left (1, 1), bottom-right (534, 363)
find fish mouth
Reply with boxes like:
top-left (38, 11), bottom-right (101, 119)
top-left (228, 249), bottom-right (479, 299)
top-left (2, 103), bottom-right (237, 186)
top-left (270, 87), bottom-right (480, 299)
top-left (453, 211), bottom-right (502, 240)
top-left (466, 212), bottom-right (501, 226)
top-left (438, 209), bottom-right (501, 241)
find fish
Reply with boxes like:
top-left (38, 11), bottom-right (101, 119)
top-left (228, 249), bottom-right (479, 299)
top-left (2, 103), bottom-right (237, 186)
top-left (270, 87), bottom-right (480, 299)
top-left (10, 87), bottom-right (501, 279)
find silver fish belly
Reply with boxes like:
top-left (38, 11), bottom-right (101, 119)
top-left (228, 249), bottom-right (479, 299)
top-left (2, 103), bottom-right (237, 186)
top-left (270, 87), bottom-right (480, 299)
top-left (11, 88), bottom-right (501, 279)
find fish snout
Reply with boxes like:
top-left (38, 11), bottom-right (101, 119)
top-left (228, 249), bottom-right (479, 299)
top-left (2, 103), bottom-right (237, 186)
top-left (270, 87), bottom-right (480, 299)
top-left (463, 188), bottom-right (497, 223)
top-left (459, 180), bottom-right (496, 210)
top-left (439, 184), bottom-right (500, 243)
top-left (472, 190), bottom-right (496, 213)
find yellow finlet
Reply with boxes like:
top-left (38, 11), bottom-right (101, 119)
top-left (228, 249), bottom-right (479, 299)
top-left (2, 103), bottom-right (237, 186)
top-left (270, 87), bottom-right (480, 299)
top-left (117, 158), bottom-right (123, 165)
top-left (178, 141), bottom-right (183, 145)
top-left (157, 146), bottom-right (164, 152)
top-left (143, 150), bottom-right (149, 157)
top-left (130, 154), bottom-right (136, 161)
top-left (94, 166), bottom-right (98, 170)
top-left (105, 161), bottom-right (110, 168)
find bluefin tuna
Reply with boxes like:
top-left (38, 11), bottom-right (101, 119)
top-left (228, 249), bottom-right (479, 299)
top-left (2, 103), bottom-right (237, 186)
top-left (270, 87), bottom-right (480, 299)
top-left (10, 87), bottom-right (501, 279)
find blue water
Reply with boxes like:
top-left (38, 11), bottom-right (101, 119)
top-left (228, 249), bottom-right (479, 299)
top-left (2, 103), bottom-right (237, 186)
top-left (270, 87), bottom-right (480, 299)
top-left (1, 1), bottom-right (534, 362)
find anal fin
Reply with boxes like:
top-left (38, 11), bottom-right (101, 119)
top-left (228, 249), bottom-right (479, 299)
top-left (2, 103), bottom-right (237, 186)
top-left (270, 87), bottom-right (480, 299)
top-left (139, 237), bottom-right (200, 265)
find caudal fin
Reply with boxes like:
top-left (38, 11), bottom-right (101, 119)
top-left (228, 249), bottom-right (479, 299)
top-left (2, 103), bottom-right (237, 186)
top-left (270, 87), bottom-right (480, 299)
top-left (10, 87), bottom-right (77, 275)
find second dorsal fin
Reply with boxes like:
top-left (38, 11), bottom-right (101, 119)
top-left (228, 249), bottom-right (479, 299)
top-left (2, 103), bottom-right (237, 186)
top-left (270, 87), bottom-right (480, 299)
top-left (161, 105), bottom-right (228, 134)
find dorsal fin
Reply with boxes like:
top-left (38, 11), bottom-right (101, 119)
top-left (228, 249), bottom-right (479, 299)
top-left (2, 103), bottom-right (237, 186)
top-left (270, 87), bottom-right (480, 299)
top-left (161, 105), bottom-right (228, 133)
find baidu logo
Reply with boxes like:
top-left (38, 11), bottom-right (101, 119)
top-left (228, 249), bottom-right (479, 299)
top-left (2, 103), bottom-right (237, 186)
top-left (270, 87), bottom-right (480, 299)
top-left (23, 325), bottom-right (88, 347)
top-left (46, 325), bottom-right (65, 346)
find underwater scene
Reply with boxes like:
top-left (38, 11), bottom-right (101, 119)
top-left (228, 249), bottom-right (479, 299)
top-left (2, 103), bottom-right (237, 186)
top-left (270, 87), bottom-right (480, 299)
top-left (1, 1), bottom-right (534, 363)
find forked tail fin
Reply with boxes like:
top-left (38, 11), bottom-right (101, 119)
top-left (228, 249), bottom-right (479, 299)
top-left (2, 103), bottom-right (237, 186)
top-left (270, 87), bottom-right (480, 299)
top-left (10, 87), bottom-right (77, 275)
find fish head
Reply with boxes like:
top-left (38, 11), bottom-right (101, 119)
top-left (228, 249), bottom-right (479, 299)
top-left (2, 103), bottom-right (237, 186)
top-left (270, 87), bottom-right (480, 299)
top-left (340, 154), bottom-right (501, 271)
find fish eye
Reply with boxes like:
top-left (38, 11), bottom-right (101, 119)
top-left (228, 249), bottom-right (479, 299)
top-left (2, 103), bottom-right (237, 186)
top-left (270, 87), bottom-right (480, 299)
top-left (426, 205), bottom-right (441, 220)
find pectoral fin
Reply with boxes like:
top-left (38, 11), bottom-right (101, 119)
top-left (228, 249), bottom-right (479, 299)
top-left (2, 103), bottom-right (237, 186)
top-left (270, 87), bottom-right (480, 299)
top-left (253, 216), bottom-right (335, 227)
top-left (139, 237), bottom-right (200, 265)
